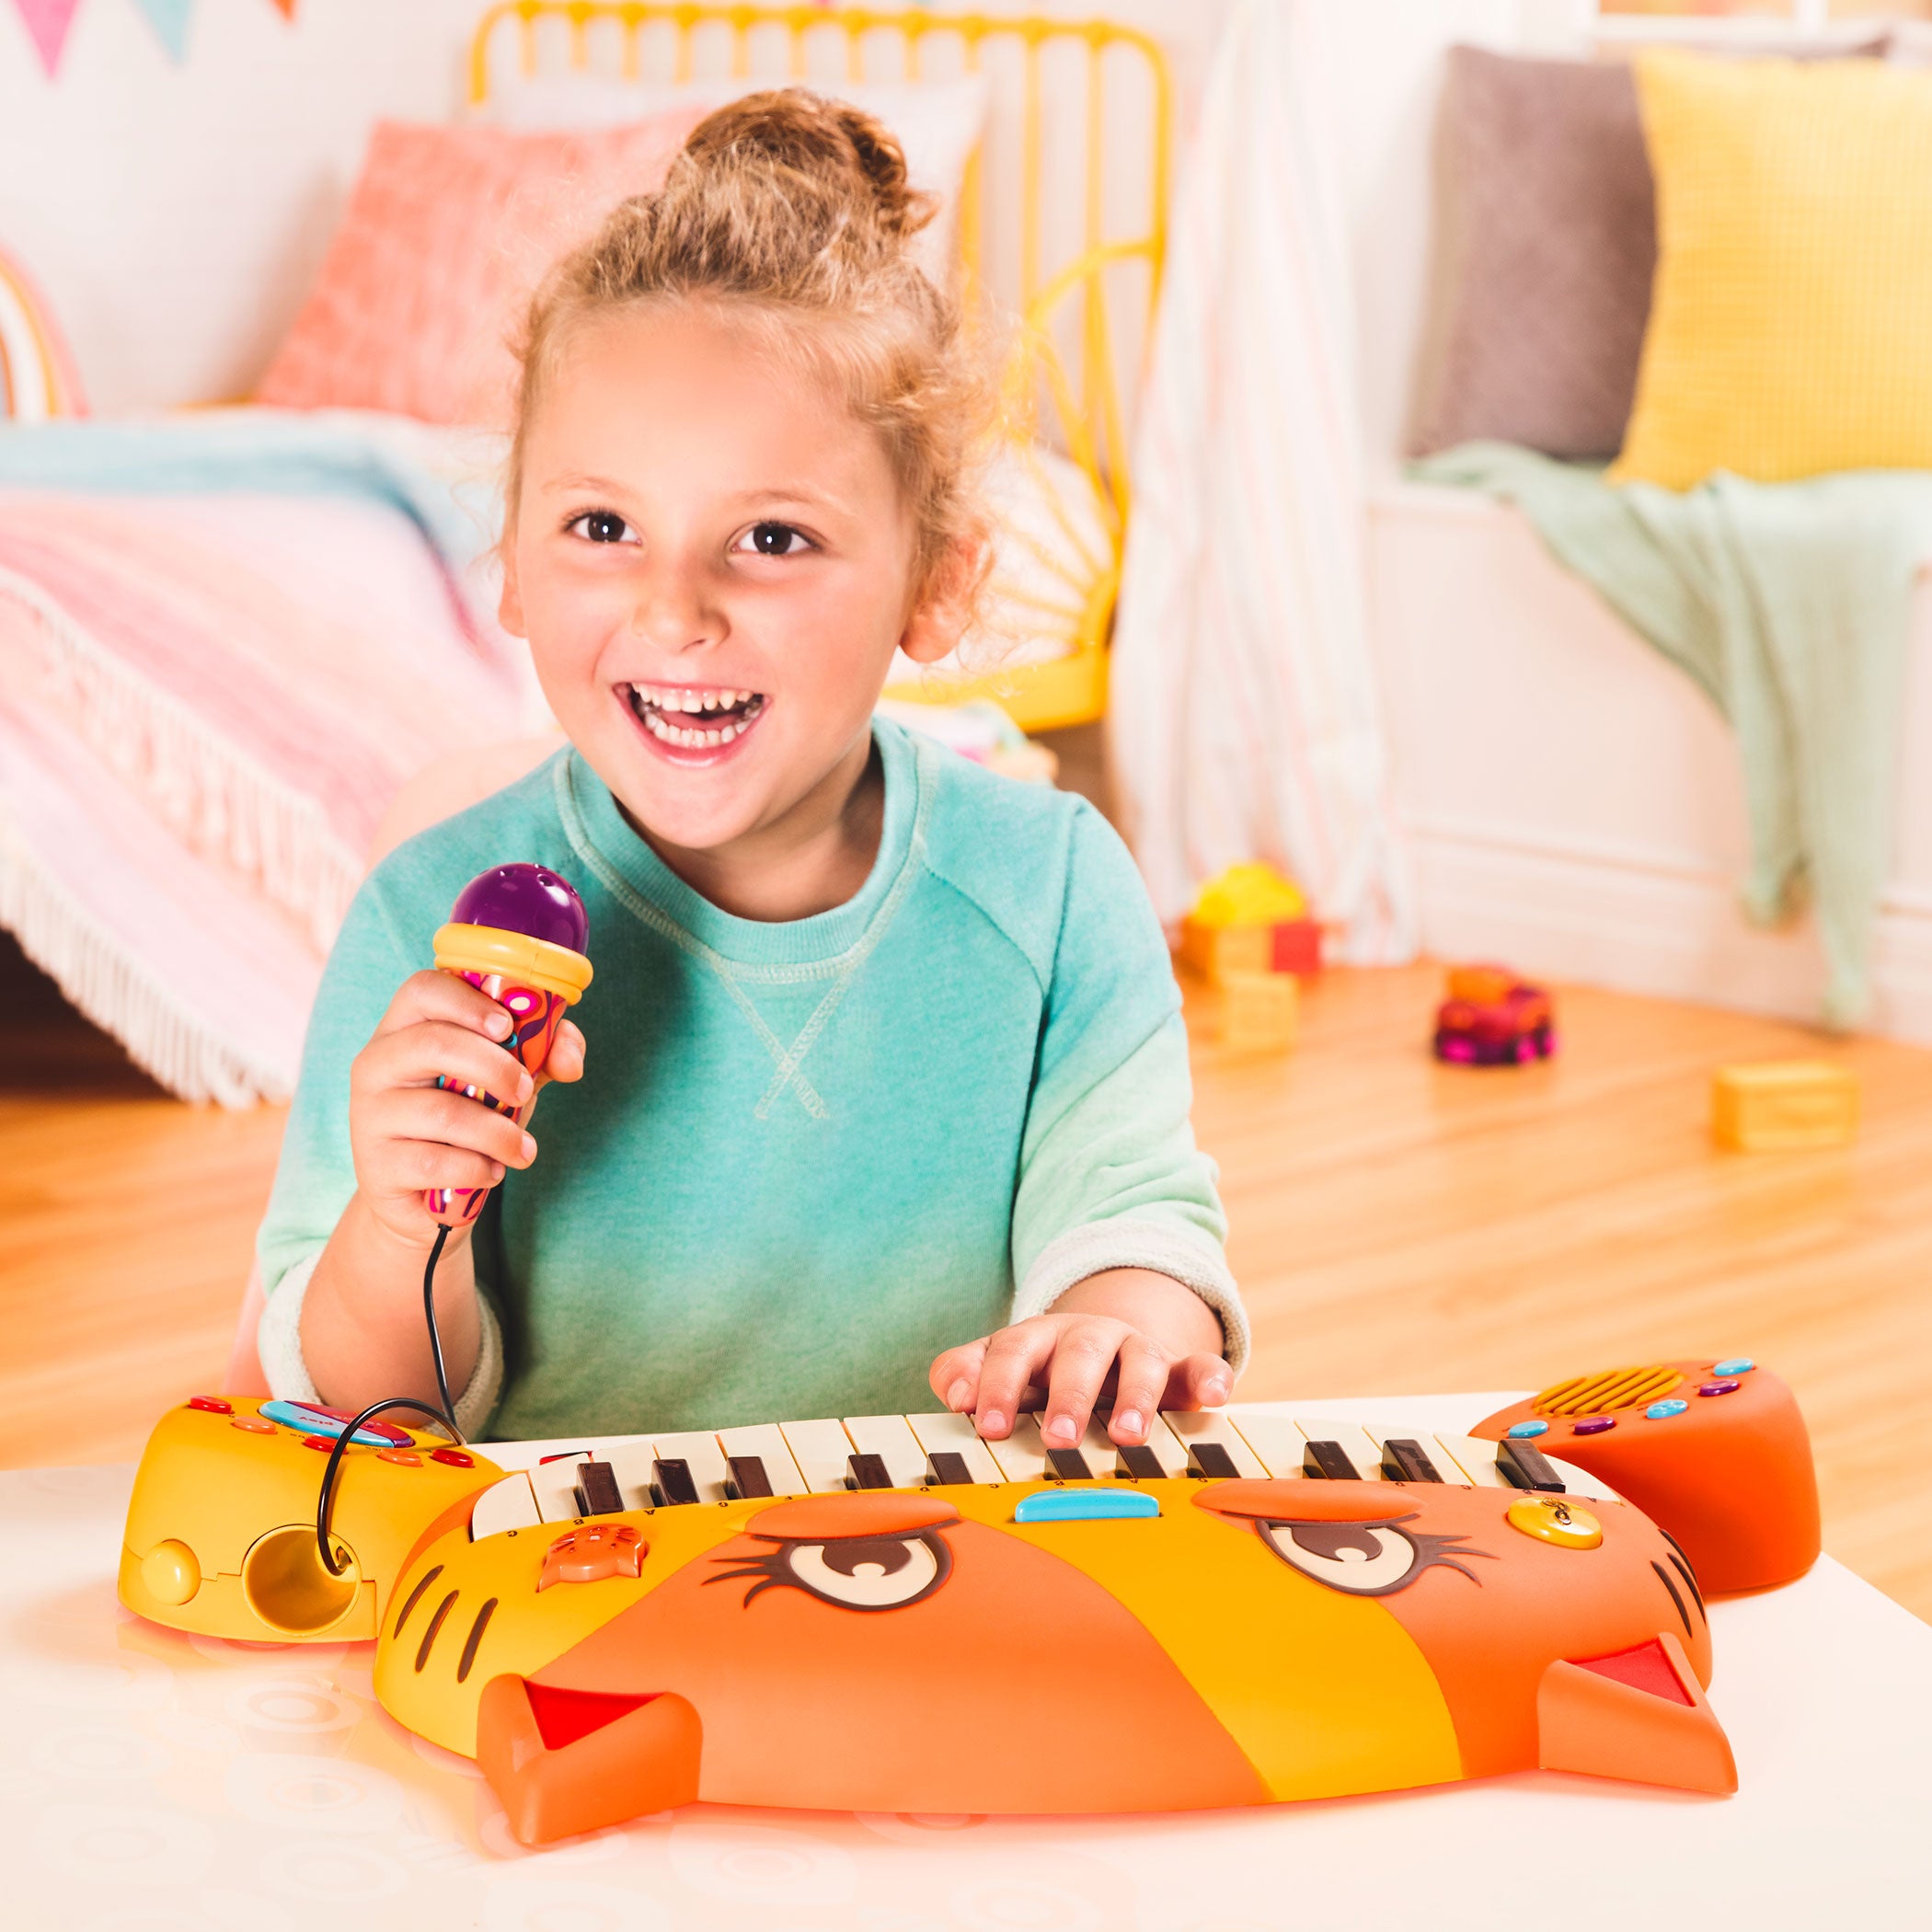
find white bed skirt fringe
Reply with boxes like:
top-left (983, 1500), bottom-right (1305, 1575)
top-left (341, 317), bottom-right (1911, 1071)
top-left (0, 823), bottom-right (287, 1106)
top-left (0, 563), bottom-right (362, 953)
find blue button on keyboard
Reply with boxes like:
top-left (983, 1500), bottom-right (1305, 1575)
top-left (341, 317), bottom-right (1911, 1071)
top-left (1015, 1488), bottom-right (1160, 1524)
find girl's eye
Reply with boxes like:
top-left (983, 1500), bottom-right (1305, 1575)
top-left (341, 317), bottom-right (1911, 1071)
top-left (736, 522), bottom-right (812, 558)
top-left (569, 512), bottom-right (637, 546)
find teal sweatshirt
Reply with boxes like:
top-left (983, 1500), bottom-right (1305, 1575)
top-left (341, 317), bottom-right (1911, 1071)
top-left (256, 719), bottom-right (1244, 1440)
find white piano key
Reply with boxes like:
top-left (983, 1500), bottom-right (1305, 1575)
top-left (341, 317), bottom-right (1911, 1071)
top-left (1069, 1411), bottom-right (1121, 1478)
top-left (983, 1412), bottom-right (1052, 1482)
top-left (717, 1422), bottom-right (809, 1497)
top-left (904, 1411), bottom-right (1005, 1484)
top-left (1430, 1432), bottom-right (1512, 1489)
top-left (1133, 1412), bottom-right (1192, 1478)
top-left (842, 1414), bottom-right (930, 1488)
top-left (528, 1451), bottom-right (592, 1523)
top-left (648, 1429), bottom-right (732, 1503)
top-left (1291, 1418), bottom-right (1386, 1479)
top-left (595, 1439), bottom-right (661, 1511)
top-left (468, 1470), bottom-right (541, 1539)
top-left (779, 1418), bottom-right (857, 1492)
top-left (1542, 1453), bottom-right (1621, 1502)
top-left (1162, 1409), bottom-right (1268, 1478)
top-left (1221, 1409), bottom-right (1308, 1479)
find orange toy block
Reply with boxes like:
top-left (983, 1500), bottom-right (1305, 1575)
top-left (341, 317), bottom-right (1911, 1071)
top-left (1711, 1062), bottom-right (1858, 1151)
top-left (1219, 971), bottom-right (1297, 1052)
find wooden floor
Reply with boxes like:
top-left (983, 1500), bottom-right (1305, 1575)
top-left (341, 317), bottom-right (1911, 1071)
top-left (4, 928), bottom-right (1928, 1620)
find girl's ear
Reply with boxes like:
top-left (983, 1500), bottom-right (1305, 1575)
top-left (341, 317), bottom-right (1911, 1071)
top-left (498, 536), bottom-right (528, 639)
top-left (898, 535), bottom-right (983, 667)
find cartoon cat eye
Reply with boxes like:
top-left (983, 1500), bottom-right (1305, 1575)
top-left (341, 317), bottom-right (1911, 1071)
top-left (1256, 1514), bottom-right (1490, 1597)
top-left (708, 1530), bottom-right (954, 1612)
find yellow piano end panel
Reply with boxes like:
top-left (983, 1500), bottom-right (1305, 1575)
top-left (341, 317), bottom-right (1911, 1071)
top-left (466, 2), bottom-right (1172, 732)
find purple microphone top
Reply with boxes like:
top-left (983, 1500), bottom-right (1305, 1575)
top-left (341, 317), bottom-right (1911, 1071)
top-left (449, 864), bottom-right (589, 954)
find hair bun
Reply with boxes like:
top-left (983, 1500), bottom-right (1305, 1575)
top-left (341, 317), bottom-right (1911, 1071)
top-left (680, 87), bottom-right (937, 244)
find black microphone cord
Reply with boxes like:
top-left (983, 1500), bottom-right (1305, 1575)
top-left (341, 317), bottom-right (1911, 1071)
top-left (314, 1221), bottom-right (465, 1579)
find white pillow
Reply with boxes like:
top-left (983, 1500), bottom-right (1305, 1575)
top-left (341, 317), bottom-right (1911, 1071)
top-left (475, 75), bottom-right (987, 284)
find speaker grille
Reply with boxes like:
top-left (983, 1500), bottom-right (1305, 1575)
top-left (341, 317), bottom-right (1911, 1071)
top-left (1535, 1366), bottom-right (1683, 1416)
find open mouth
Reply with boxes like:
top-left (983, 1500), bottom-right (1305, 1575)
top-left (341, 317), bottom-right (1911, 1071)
top-left (622, 684), bottom-right (768, 751)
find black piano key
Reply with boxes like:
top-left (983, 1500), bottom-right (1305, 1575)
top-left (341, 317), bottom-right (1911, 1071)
top-left (725, 1455), bottom-right (773, 1501)
top-left (1380, 1437), bottom-right (1444, 1484)
top-left (651, 1456), bottom-right (699, 1507)
top-left (1046, 1446), bottom-right (1091, 1481)
top-left (1302, 1440), bottom-right (1359, 1481)
top-left (847, 1453), bottom-right (893, 1490)
top-left (1189, 1441), bottom-right (1241, 1479)
top-left (574, 1459), bottom-right (624, 1516)
top-left (1118, 1444), bottom-right (1167, 1481)
top-left (926, 1451), bottom-right (974, 1486)
top-left (1497, 1438), bottom-right (1567, 1493)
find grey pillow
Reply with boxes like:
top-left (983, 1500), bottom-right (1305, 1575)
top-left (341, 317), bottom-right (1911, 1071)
top-left (1410, 39), bottom-right (1889, 462)
top-left (1409, 47), bottom-right (1657, 462)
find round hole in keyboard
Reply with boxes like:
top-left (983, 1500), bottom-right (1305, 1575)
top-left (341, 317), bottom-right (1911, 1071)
top-left (240, 1525), bottom-right (362, 1637)
top-left (1533, 1366), bottom-right (1683, 1417)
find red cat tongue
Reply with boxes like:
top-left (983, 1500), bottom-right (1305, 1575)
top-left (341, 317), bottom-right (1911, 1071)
top-left (1570, 1639), bottom-right (1695, 1708)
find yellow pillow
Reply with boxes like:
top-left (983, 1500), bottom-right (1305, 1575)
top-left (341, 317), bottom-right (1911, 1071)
top-left (1612, 50), bottom-right (1932, 489)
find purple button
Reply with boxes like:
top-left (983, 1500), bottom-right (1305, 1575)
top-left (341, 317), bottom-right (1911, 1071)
top-left (1571, 1416), bottom-right (1616, 1435)
top-left (1698, 1379), bottom-right (1742, 1397)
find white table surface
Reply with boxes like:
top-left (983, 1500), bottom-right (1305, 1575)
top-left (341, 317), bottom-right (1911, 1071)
top-left (5, 1395), bottom-right (1930, 1931)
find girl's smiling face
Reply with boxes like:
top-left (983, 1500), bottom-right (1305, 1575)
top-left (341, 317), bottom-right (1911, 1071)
top-left (500, 302), bottom-right (963, 883)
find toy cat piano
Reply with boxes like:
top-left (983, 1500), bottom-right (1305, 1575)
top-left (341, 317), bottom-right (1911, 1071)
top-left (118, 1356), bottom-right (1818, 1842)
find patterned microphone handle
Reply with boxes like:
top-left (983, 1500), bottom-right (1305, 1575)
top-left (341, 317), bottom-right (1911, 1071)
top-left (420, 865), bottom-right (592, 1232)
top-left (424, 966), bottom-right (578, 1230)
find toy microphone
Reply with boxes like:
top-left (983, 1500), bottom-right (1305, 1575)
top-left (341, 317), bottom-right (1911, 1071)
top-left (425, 863), bottom-right (592, 1228)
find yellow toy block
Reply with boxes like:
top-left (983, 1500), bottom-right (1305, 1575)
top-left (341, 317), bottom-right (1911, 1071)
top-left (1711, 1062), bottom-right (1858, 1151)
top-left (1194, 863), bottom-right (1306, 927)
top-left (1179, 864), bottom-right (1319, 983)
top-left (1219, 971), bottom-right (1298, 1053)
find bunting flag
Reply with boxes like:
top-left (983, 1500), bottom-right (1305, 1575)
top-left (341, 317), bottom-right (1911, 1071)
top-left (12, 0), bottom-right (84, 76)
top-left (131, 0), bottom-right (191, 62)
top-left (9, 0), bottom-right (292, 77)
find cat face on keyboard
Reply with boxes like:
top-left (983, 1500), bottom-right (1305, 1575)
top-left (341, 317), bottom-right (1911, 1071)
top-left (376, 1466), bottom-right (1727, 1832)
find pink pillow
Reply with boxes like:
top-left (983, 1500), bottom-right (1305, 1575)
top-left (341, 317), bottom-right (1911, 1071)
top-left (257, 112), bottom-right (707, 426)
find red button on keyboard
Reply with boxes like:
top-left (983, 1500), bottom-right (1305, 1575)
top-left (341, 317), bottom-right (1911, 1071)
top-left (430, 1447), bottom-right (475, 1468)
top-left (187, 1396), bottom-right (233, 1415)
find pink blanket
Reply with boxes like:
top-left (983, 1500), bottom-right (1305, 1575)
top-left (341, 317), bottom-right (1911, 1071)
top-left (0, 483), bottom-right (537, 1102)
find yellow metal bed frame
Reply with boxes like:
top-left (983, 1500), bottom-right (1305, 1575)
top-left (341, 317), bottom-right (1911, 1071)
top-left (467, 1), bottom-right (1170, 731)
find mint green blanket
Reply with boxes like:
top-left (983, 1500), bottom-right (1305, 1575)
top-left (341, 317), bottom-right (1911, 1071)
top-left (1411, 443), bottom-right (1932, 1027)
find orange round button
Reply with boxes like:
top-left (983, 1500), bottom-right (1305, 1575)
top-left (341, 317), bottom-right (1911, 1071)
top-left (378, 1448), bottom-right (423, 1467)
top-left (229, 1416), bottom-right (275, 1434)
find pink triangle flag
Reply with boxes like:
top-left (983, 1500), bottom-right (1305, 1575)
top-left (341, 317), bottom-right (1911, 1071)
top-left (13, 0), bottom-right (84, 76)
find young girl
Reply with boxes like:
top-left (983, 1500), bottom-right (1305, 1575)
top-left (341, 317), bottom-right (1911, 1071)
top-left (257, 91), bottom-right (1247, 1461)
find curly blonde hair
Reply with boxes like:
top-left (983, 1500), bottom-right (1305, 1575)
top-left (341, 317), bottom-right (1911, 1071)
top-left (505, 88), bottom-right (996, 606)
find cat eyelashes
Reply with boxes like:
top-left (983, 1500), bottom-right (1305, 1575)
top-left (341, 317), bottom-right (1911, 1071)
top-left (1257, 1513), bottom-right (1495, 1597)
top-left (707, 1530), bottom-right (954, 1612)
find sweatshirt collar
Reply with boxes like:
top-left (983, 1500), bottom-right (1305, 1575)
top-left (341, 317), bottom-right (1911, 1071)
top-left (557, 716), bottom-right (927, 970)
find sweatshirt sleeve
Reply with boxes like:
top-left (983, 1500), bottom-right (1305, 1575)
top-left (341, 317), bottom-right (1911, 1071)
top-left (254, 866), bottom-right (505, 1432)
top-left (1006, 802), bottom-right (1249, 1375)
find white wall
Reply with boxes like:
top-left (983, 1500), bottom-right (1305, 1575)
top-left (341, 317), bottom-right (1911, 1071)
top-left (0, 0), bottom-right (1224, 417)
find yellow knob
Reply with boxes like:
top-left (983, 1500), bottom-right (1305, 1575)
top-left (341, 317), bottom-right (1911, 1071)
top-left (139, 1539), bottom-right (201, 1605)
top-left (1506, 1498), bottom-right (1603, 1549)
